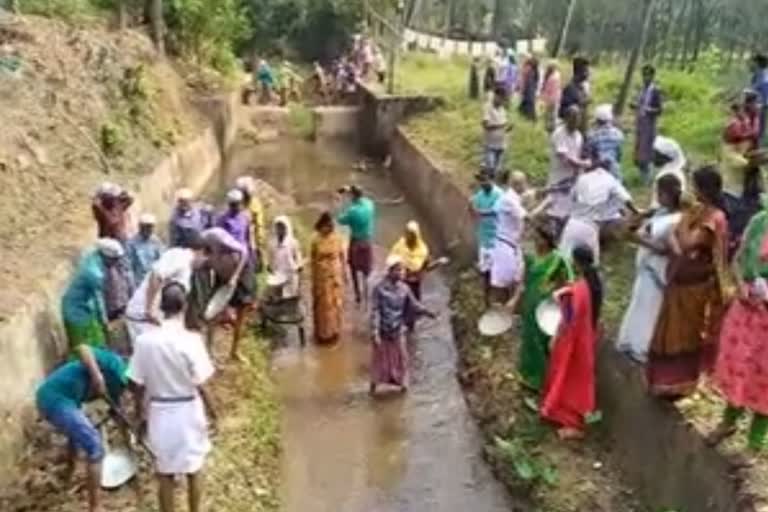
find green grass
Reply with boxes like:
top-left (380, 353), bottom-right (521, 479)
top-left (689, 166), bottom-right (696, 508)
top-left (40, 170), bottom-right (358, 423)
top-left (397, 52), bottom-right (728, 186)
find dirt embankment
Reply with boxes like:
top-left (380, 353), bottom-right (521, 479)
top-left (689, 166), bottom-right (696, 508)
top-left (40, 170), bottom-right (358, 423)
top-left (450, 272), bottom-right (647, 512)
top-left (0, 14), bottom-right (207, 319)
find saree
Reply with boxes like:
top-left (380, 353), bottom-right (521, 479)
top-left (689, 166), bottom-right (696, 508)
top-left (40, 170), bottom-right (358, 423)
top-left (715, 211), bottom-right (768, 415)
top-left (311, 232), bottom-right (345, 343)
top-left (647, 205), bottom-right (728, 398)
top-left (518, 251), bottom-right (573, 391)
top-left (540, 279), bottom-right (598, 430)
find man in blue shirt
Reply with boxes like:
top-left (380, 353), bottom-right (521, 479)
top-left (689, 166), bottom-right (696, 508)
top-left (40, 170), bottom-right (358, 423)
top-left (470, 172), bottom-right (502, 306)
top-left (36, 346), bottom-right (128, 512)
top-left (337, 185), bottom-right (377, 306)
top-left (751, 54), bottom-right (768, 145)
top-left (127, 213), bottom-right (165, 285)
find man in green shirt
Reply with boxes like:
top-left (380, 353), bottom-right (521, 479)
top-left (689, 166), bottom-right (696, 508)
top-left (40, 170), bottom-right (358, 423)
top-left (337, 185), bottom-right (377, 305)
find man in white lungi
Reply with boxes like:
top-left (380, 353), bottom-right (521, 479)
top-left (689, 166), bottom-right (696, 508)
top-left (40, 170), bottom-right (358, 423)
top-left (128, 283), bottom-right (216, 512)
top-left (489, 170), bottom-right (528, 306)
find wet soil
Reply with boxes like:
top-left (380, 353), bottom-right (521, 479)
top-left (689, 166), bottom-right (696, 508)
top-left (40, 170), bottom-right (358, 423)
top-left (225, 136), bottom-right (513, 512)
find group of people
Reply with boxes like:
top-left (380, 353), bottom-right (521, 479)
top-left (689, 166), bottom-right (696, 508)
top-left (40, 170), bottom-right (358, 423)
top-left (35, 166), bottom-right (448, 511)
top-left (470, 52), bottom-right (768, 450)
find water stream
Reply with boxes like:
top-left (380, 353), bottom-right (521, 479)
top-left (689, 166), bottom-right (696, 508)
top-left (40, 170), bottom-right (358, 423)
top-left (223, 137), bottom-right (512, 512)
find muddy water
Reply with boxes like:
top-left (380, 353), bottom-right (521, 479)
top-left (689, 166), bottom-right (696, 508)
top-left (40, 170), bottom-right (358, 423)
top-left (224, 137), bottom-right (511, 512)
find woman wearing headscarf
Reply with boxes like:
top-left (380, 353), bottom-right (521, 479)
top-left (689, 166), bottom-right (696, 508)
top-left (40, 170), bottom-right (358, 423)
top-left (651, 136), bottom-right (687, 207)
top-left (61, 239), bottom-right (125, 356)
top-left (709, 201), bottom-right (768, 453)
top-left (647, 166), bottom-right (729, 399)
top-left (514, 223), bottom-right (573, 392)
top-left (310, 213), bottom-right (346, 345)
top-left (267, 216), bottom-right (304, 299)
top-left (540, 245), bottom-right (603, 440)
top-left (369, 256), bottom-right (436, 394)
top-left (617, 174), bottom-right (683, 364)
top-left (389, 221), bottom-right (431, 332)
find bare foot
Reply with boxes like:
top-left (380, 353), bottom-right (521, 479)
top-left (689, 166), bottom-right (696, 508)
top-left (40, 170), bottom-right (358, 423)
top-left (706, 423), bottom-right (737, 447)
top-left (557, 427), bottom-right (585, 441)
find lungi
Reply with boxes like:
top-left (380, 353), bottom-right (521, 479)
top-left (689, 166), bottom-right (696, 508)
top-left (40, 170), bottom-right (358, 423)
top-left (371, 335), bottom-right (408, 387)
top-left (490, 237), bottom-right (524, 288)
top-left (348, 239), bottom-right (373, 275)
top-left (147, 396), bottom-right (211, 475)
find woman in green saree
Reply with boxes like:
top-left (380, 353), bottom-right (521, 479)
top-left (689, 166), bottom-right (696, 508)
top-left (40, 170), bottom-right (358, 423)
top-left (517, 224), bottom-right (574, 391)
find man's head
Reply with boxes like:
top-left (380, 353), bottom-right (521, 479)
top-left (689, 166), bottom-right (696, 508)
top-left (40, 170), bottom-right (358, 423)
top-left (176, 188), bottom-right (193, 212)
top-left (138, 213), bottom-right (156, 239)
top-left (565, 105), bottom-right (581, 131)
top-left (226, 189), bottom-right (244, 212)
top-left (349, 185), bottom-right (364, 201)
top-left (744, 89), bottom-right (761, 115)
top-left (641, 64), bottom-right (655, 85)
top-left (385, 255), bottom-right (404, 282)
top-left (572, 57), bottom-right (589, 83)
top-left (160, 282), bottom-right (187, 319)
top-left (510, 171), bottom-right (528, 194)
top-left (594, 104), bottom-right (613, 126)
top-left (476, 171), bottom-right (493, 193)
top-left (96, 238), bottom-right (124, 268)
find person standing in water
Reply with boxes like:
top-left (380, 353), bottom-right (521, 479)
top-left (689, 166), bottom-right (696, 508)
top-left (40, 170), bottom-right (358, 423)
top-left (389, 221), bottom-right (433, 332)
top-left (336, 185), bottom-right (376, 306)
top-left (310, 212), bottom-right (347, 344)
top-left (370, 256), bottom-right (436, 394)
top-left (129, 283), bottom-right (216, 512)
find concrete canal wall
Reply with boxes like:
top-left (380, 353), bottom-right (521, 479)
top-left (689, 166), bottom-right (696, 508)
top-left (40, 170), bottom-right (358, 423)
top-left (0, 93), bottom-right (240, 483)
top-left (360, 87), bottom-right (749, 512)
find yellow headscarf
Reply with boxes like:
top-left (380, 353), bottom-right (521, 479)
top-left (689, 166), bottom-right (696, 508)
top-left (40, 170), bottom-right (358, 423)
top-left (390, 221), bottom-right (429, 273)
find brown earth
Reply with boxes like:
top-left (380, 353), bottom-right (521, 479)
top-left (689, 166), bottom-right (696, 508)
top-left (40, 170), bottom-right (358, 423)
top-left (451, 271), bottom-right (648, 512)
top-left (0, 13), bottom-right (208, 319)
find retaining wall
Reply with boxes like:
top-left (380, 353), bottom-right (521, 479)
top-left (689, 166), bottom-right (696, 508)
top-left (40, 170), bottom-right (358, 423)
top-left (0, 92), bottom-right (240, 483)
top-left (371, 92), bottom-right (748, 512)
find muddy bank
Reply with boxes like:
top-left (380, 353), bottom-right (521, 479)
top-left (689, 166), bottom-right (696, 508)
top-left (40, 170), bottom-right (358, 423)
top-left (0, 338), bottom-right (280, 512)
top-left (376, 94), bottom-right (747, 510)
top-left (222, 135), bottom-right (513, 512)
top-left (0, 91), bottom-right (239, 483)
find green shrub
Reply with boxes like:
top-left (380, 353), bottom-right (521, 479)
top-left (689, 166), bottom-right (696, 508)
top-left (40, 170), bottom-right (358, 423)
top-left (20, 0), bottom-right (100, 19)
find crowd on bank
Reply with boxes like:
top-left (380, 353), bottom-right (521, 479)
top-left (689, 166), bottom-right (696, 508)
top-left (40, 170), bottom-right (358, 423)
top-left (470, 50), bottom-right (768, 448)
top-left (248, 34), bottom-right (387, 106)
top-left (37, 165), bottom-right (442, 511)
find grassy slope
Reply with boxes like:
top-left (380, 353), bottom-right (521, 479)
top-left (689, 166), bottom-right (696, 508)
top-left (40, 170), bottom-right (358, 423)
top-left (393, 52), bottom-right (739, 511)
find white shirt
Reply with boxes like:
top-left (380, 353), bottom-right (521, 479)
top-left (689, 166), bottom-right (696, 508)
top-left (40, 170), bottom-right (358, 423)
top-left (126, 248), bottom-right (195, 319)
top-left (128, 318), bottom-right (214, 399)
top-left (570, 168), bottom-right (632, 222)
top-left (483, 102), bottom-right (508, 149)
top-left (549, 126), bottom-right (584, 185)
top-left (495, 188), bottom-right (527, 244)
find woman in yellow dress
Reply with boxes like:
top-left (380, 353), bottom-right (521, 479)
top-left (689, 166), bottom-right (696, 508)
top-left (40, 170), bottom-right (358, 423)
top-left (389, 221), bottom-right (431, 332)
top-left (311, 212), bottom-right (346, 344)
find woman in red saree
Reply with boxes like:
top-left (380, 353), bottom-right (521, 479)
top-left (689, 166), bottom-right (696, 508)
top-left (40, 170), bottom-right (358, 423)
top-left (540, 245), bottom-right (603, 440)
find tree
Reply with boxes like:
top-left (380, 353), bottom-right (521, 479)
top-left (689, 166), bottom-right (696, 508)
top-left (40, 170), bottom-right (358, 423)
top-left (615, 0), bottom-right (656, 116)
top-left (554, 0), bottom-right (577, 58)
top-left (150, 0), bottom-right (164, 54)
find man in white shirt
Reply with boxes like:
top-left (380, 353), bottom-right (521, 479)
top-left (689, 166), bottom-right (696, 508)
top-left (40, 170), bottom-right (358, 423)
top-left (128, 283), bottom-right (216, 512)
top-left (489, 171), bottom-right (528, 304)
top-left (559, 156), bottom-right (638, 263)
top-left (125, 233), bottom-right (208, 345)
top-left (482, 87), bottom-right (509, 176)
top-left (548, 106), bottom-right (591, 220)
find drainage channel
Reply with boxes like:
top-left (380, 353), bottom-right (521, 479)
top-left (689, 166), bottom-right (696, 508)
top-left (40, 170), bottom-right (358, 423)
top-left (221, 136), bottom-right (512, 512)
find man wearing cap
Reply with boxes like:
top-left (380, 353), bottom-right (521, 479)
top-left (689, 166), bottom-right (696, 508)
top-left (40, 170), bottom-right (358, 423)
top-left (36, 345), bottom-right (129, 512)
top-left (337, 185), bottom-right (377, 306)
top-left (169, 188), bottom-right (213, 249)
top-left (651, 136), bottom-right (687, 208)
top-left (587, 104), bottom-right (625, 180)
top-left (92, 183), bottom-right (133, 242)
top-left (217, 189), bottom-right (253, 261)
top-left (127, 213), bottom-right (165, 285)
top-left (61, 238), bottom-right (125, 356)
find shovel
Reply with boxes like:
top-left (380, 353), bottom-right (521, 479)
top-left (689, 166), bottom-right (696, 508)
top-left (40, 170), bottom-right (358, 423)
top-left (100, 424), bottom-right (139, 490)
